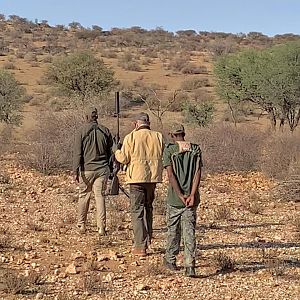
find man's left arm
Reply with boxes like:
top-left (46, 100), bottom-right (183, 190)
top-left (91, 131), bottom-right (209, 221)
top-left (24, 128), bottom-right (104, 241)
top-left (107, 130), bottom-right (114, 159)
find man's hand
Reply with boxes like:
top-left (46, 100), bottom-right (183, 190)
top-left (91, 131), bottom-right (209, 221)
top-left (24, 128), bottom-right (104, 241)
top-left (185, 194), bottom-right (195, 207)
top-left (179, 194), bottom-right (188, 205)
top-left (112, 137), bottom-right (122, 153)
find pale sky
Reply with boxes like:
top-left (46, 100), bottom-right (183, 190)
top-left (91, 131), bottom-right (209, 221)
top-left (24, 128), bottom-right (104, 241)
top-left (1, 0), bottom-right (300, 36)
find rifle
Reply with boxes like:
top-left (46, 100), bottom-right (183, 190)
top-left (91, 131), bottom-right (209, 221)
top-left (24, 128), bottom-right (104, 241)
top-left (108, 92), bottom-right (130, 198)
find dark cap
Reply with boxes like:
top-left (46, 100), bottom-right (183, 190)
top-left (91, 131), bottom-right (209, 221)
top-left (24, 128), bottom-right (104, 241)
top-left (169, 123), bottom-right (185, 135)
top-left (134, 112), bottom-right (150, 123)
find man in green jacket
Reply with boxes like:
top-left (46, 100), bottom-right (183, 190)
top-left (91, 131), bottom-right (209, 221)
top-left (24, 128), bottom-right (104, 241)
top-left (163, 123), bottom-right (202, 277)
top-left (73, 108), bottom-right (113, 236)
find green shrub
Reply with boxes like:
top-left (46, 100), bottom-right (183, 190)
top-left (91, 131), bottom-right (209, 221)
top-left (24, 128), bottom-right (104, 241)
top-left (182, 101), bottom-right (214, 127)
top-left (46, 52), bottom-right (116, 107)
top-left (0, 69), bottom-right (26, 125)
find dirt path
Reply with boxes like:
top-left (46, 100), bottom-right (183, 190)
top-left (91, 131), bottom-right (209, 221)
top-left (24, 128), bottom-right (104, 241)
top-left (0, 155), bottom-right (299, 299)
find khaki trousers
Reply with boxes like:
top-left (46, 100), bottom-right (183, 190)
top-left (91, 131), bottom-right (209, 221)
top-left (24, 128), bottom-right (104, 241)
top-left (77, 169), bottom-right (109, 229)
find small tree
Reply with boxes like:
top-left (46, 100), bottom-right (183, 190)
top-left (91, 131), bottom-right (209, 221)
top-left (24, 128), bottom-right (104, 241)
top-left (182, 101), bottom-right (214, 127)
top-left (68, 21), bottom-right (82, 30)
top-left (92, 25), bottom-right (102, 32)
top-left (214, 42), bottom-right (300, 131)
top-left (0, 69), bottom-right (26, 125)
top-left (46, 52), bottom-right (116, 108)
top-left (137, 88), bottom-right (180, 127)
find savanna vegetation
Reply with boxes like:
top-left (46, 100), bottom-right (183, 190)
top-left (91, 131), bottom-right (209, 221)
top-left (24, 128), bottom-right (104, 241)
top-left (0, 14), bottom-right (299, 300)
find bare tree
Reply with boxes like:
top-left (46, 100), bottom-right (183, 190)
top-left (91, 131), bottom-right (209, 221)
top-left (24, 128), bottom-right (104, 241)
top-left (137, 89), bottom-right (180, 127)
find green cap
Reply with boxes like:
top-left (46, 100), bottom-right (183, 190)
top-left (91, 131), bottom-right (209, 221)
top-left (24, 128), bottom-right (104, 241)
top-left (169, 123), bottom-right (185, 134)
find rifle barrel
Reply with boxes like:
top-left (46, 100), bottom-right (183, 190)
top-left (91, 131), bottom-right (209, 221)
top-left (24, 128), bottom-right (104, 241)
top-left (115, 91), bottom-right (120, 141)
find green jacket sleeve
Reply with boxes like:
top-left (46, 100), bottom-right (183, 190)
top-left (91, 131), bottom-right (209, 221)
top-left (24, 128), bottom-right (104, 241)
top-left (73, 131), bottom-right (82, 173)
top-left (106, 130), bottom-right (114, 160)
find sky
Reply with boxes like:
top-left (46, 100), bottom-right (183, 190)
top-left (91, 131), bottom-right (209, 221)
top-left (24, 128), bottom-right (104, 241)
top-left (0, 0), bottom-right (300, 36)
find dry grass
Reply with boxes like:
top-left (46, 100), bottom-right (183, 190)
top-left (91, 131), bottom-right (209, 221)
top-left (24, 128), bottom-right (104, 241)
top-left (213, 206), bottom-right (232, 221)
top-left (51, 293), bottom-right (77, 300)
top-left (86, 258), bottom-right (100, 271)
top-left (265, 258), bottom-right (287, 277)
top-left (80, 273), bottom-right (106, 294)
top-left (212, 252), bottom-right (236, 272)
top-left (294, 217), bottom-right (300, 232)
top-left (2, 270), bottom-right (28, 295)
top-left (0, 235), bottom-right (11, 249)
top-left (240, 192), bottom-right (265, 215)
top-left (142, 260), bottom-right (170, 277)
top-left (26, 221), bottom-right (44, 232)
top-left (293, 217), bottom-right (300, 240)
top-left (3, 61), bottom-right (16, 70)
top-left (108, 210), bottom-right (126, 232)
top-left (0, 173), bottom-right (10, 184)
top-left (248, 201), bottom-right (264, 215)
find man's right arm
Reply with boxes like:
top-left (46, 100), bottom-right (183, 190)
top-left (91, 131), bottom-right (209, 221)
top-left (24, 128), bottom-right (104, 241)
top-left (115, 134), bottom-right (131, 165)
top-left (72, 131), bottom-right (82, 182)
top-left (166, 166), bottom-right (187, 205)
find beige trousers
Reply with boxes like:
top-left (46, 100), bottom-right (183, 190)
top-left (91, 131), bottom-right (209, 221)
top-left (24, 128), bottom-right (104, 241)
top-left (77, 169), bottom-right (109, 229)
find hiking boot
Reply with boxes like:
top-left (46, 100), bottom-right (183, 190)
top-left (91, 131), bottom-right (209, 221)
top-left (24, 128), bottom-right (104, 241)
top-left (98, 226), bottom-right (107, 236)
top-left (163, 258), bottom-right (178, 271)
top-left (77, 224), bottom-right (86, 234)
top-left (132, 248), bottom-right (147, 257)
top-left (185, 267), bottom-right (196, 278)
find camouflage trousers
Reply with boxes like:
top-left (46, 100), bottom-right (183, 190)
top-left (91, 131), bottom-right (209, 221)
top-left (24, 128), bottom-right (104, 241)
top-left (165, 204), bottom-right (197, 267)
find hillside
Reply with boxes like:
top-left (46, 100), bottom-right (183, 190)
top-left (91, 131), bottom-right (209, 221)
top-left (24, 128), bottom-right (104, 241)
top-left (0, 15), bottom-right (300, 300)
top-left (1, 16), bottom-right (300, 132)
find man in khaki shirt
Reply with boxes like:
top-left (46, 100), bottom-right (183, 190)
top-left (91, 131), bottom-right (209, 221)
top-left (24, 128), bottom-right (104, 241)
top-left (115, 113), bottom-right (163, 256)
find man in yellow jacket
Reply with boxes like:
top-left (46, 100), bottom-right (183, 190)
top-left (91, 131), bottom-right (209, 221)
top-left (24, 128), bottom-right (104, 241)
top-left (115, 112), bottom-right (163, 256)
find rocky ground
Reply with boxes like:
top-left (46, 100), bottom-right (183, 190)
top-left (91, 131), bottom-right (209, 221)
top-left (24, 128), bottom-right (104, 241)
top-left (0, 153), bottom-right (299, 300)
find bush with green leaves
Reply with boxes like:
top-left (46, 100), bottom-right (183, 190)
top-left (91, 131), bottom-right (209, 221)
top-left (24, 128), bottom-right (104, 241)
top-left (0, 69), bottom-right (26, 125)
top-left (182, 101), bottom-right (214, 127)
top-left (46, 52), bottom-right (116, 107)
top-left (214, 42), bottom-right (300, 131)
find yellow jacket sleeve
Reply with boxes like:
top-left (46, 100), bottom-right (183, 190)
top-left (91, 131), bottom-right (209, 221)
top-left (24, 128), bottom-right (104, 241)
top-left (115, 134), bottom-right (131, 165)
